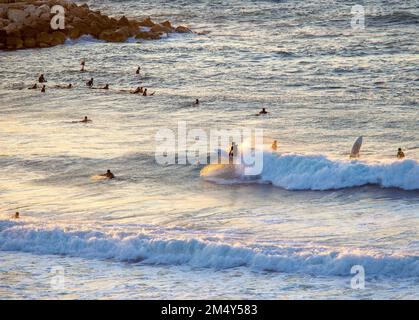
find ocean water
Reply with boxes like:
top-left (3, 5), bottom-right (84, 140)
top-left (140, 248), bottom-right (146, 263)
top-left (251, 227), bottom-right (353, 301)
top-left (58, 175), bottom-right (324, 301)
top-left (0, 0), bottom-right (418, 299)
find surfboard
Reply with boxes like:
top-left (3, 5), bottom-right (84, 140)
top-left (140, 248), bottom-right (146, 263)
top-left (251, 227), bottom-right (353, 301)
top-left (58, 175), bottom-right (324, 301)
top-left (350, 136), bottom-right (363, 158)
top-left (91, 175), bottom-right (109, 181)
top-left (200, 164), bottom-right (239, 179)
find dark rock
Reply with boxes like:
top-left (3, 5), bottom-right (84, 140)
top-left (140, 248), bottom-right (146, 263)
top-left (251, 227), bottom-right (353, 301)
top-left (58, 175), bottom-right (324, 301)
top-left (175, 25), bottom-right (192, 33)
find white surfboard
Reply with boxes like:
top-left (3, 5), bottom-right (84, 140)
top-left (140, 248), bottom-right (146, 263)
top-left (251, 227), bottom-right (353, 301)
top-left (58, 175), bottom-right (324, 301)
top-left (350, 136), bottom-right (363, 158)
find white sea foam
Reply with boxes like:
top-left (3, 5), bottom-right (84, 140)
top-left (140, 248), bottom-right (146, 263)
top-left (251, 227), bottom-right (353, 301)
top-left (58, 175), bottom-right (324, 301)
top-left (0, 220), bottom-right (417, 278)
top-left (201, 152), bottom-right (419, 191)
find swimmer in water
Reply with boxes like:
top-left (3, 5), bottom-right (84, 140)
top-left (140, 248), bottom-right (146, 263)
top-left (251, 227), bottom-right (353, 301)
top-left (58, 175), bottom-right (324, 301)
top-left (81, 59), bottom-right (86, 72)
top-left (136, 66), bottom-right (141, 75)
top-left (14, 212), bottom-right (19, 219)
top-left (102, 84), bottom-right (109, 90)
top-left (258, 108), bottom-right (268, 115)
top-left (397, 148), bottom-right (405, 159)
top-left (38, 74), bottom-right (47, 83)
top-left (86, 78), bottom-right (94, 88)
top-left (100, 169), bottom-right (115, 179)
top-left (41, 85), bottom-right (46, 93)
top-left (272, 140), bottom-right (278, 151)
top-left (195, 99), bottom-right (200, 105)
top-left (28, 83), bottom-right (38, 89)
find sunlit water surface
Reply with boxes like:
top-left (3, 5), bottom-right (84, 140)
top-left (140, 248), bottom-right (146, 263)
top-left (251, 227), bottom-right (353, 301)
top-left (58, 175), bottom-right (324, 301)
top-left (0, 0), bottom-right (418, 299)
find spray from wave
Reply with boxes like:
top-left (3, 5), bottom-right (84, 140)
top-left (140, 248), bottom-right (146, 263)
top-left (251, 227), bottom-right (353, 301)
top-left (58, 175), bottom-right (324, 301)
top-left (201, 152), bottom-right (419, 191)
top-left (0, 220), bottom-right (418, 278)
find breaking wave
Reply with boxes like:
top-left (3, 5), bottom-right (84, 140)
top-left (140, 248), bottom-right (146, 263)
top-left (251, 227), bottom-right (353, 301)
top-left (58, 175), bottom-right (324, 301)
top-left (0, 221), bottom-right (418, 278)
top-left (201, 153), bottom-right (419, 191)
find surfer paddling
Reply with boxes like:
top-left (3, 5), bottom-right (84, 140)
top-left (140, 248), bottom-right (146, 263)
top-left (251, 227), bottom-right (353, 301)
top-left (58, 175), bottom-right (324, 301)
top-left (100, 170), bottom-right (115, 179)
top-left (55, 84), bottom-right (73, 89)
top-left (80, 116), bottom-right (92, 123)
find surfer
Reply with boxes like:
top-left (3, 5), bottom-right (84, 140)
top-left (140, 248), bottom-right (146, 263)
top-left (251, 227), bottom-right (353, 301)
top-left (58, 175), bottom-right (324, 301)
top-left (136, 66), bottom-right (141, 75)
top-left (28, 83), bottom-right (37, 89)
top-left (397, 148), bottom-right (405, 159)
top-left (14, 212), bottom-right (19, 219)
top-left (80, 116), bottom-right (92, 123)
top-left (229, 142), bottom-right (238, 164)
top-left (38, 74), bottom-right (47, 83)
top-left (131, 86), bottom-right (143, 94)
top-left (195, 99), bottom-right (200, 105)
top-left (41, 85), bottom-right (46, 93)
top-left (272, 140), bottom-right (278, 151)
top-left (258, 108), bottom-right (268, 115)
top-left (102, 84), bottom-right (109, 90)
top-left (100, 169), bottom-right (115, 179)
top-left (81, 59), bottom-right (86, 72)
top-left (55, 84), bottom-right (73, 89)
top-left (142, 88), bottom-right (155, 96)
top-left (86, 78), bottom-right (94, 88)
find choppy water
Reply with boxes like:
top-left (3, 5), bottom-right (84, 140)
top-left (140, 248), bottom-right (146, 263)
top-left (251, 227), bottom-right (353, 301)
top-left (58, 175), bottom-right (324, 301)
top-left (0, 0), bottom-right (418, 299)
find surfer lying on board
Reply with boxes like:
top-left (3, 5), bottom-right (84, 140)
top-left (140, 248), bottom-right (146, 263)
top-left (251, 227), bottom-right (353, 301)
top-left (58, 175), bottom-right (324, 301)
top-left (80, 116), bottom-right (92, 123)
top-left (91, 84), bottom-right (109, 90)
top-left (55, 84), bottom-right (73, 89)
top-left (131, 86), bottom-right (143, 94)
top-left (397, 148), bottom-right (405, 159)
top-left (28, 83), bottom-right (38, 89)
top-left (100, 170), bottom-right (115, 179)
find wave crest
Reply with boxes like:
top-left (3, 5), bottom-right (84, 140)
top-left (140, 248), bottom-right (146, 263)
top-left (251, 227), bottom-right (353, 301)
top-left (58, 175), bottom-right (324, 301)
top-left (201, 153), bottom-right (419, 191)
top-left (0, 221), bottom-right (418, 278)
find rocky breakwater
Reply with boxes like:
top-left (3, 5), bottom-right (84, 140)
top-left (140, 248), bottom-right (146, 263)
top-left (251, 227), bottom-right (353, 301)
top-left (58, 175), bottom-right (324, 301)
top-left (0, 0), bottom-right (192, 50)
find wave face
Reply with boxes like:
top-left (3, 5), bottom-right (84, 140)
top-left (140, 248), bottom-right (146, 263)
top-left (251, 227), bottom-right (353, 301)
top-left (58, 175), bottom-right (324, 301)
top-left (202, 153), bottom-right (419, 191)
top-left (0, 221), bottom-right (418, 278)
